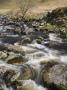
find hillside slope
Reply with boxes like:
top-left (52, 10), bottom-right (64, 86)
top-left (0, 0), bottom-right (67, 14)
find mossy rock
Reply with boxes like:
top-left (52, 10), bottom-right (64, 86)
top-left (46, 7), bottom-right (67, 28)
top-left (21, 38), bottom-right (32, 45)
top-left (3, 69), bottom-right (20, 87)
top-left (7, 56), bottom-right (27, 64)
top-left (0, 64), bottom-right (20, 87)
top-left (35, 36), bottom-right (44, 44)
top-left (37, 36), bottom-right (44, 40)
top-left (41, 64), bottom-right (67, 90)
top-left (36, 39), bottom-right (42, 44)
top-left (40, 60), bottom-right (59, 66)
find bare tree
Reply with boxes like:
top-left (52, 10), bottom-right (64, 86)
top-left (17, 0), bottom-right (37, 18)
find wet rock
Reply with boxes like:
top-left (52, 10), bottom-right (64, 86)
top-left (41, 63), bottom-right (67, 90)
top-left (20, 37), bottom-right (32, 45)
top-left (1, 35), bottom-right (21, 44)
top-left (2, 44), bottom-right (37, 54)
top-left (35, 37), bottom-right (44, 44)
top-left (0, 51), bottom-right (7, 59)
top-left (3, 70), bottom-right (18, 87)
top-left (47, 40), bottom-right (67, 50)
top-left (7, 57), bottom-right (26, 64)
top-left (11, 81), bottom-right (22, 90)
top-left (0, 64), bottom-right (20, 87)
top-left (2, 44), bottom-right (25, 54)
top-left (14, 26), bottom-right (22, 35)
top-left (40, 60), bottom-right (59, 66)
top-left (5, 52), bottom-right (17, 61)
top-left (6, 52), bottom-right (27, 64)
top-left (36, 39), bottom-right (42, 44)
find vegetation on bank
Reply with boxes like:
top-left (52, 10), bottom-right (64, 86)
top-left (16, 0), bottom-right (67, 38)
top-left (1, 0), bottom-right (67, 38)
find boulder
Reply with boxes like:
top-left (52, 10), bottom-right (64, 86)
top-left (6, 52), bottom-right (27, 64)
top-left (41, 63), bottom-right (67, 90)
top-left (20, 37), bottom-right (32, 45)
top-left (0, 64), bottom-right (20, 87)
top-left (7, 56), bottom-right (27, 64)
top-left (0, 51), bottom-right (7, 59)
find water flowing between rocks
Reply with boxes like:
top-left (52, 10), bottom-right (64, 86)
top-left (0, 16), bottom-right (67, 90)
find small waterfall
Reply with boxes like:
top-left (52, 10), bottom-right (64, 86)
top-left (24, 42), bottom-right (60, 65)
top-left (49, 33), bottom-right (62, 43)
top-left (60, 55), bottom-right (67, 63)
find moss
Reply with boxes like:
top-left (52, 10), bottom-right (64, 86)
top-left (21, 38), bottom-right (32, 45)
top-left (7, 57), bottom-right (26, 64)
top-left (36, 38), bottom-right (42, 44)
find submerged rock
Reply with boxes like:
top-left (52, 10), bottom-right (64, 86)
top-left (1, 35), bottom-right (21, 44)
top-left (18, 65), bottom-right (36, 80)
top-left (3, 70), bottom-right (19, 87)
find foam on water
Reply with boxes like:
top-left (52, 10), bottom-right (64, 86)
top-left (21, 80), bottom-right (47, 90)
top-left (24, 43), bottom-right (59, 64)
top-left (0, 33), bottom-right (67, 90)
top-left (60, 55), bottom-right (67, 63)
top-left (49, 33), bottom-right (62, 43)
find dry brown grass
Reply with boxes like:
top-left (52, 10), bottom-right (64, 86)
top-left (0, 0), bottom-right (67, 16)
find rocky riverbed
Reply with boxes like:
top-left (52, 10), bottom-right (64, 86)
top-left (0, 7), bottom-right (67, 90)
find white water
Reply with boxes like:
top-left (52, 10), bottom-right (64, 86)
top-left (20, 80), bottom-right (47, 90)
top-left (0, 33), bottom-right (67, 90)
top-left (49, 33), bottom-right (62, 43)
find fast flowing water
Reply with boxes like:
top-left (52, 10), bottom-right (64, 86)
top-left (0, 30), bottom-right (67, 90)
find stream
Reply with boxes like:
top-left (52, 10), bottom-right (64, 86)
top-left (0, 17), bottom-right (67, 90)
